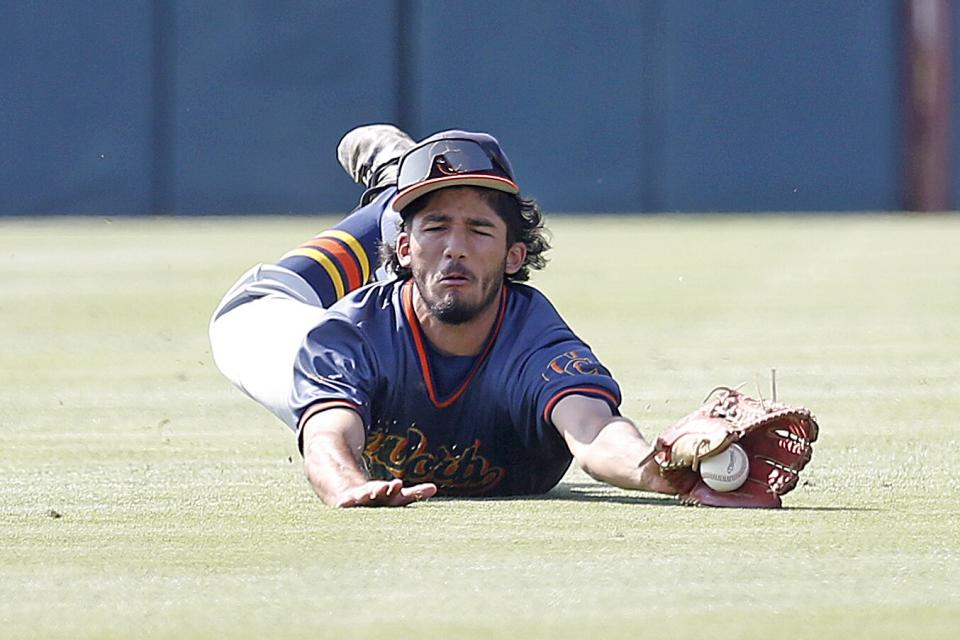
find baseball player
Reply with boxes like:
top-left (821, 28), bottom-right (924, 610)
top-left (210, 125), bottom-right (817, 508)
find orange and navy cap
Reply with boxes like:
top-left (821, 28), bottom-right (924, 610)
top-left (392, 130), bottom-right (520, 213)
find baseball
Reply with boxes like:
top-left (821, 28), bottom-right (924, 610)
top-left (698, 444), bottom-right (749, 492)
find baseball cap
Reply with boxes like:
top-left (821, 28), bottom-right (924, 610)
top-left (392, 130), bottom-right (520, 212)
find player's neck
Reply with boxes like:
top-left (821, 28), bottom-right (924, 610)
top-left (413, 291), bottom-right (501, 357)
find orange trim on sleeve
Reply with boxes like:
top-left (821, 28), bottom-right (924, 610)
top-left (297, 399), bottom-right (362, 430)
top-left (295, 399), bottom-right (363, 455)
top-left (542, 387), bottom-right (620, 425)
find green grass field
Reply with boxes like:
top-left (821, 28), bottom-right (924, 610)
top-left (2, 214), bottom-right (958, 639)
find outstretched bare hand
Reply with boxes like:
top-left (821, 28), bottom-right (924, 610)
top-left (333, 479), bottom-right (438, 508)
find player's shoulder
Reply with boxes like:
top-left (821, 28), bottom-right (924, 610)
top-left (505, 282), bottom-right (565, 322)
top-left (304, 279), bottom-right (402, 354)
top-left (327, 278), bottom-right (402, 321)
top-left (501, 283), bottom-right (578, 347)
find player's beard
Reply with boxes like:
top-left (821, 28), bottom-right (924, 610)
top-left (414, 259), bottom-right (505, 325)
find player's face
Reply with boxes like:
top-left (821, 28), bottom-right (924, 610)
top-left (397, 188), bottom-right (526, 325)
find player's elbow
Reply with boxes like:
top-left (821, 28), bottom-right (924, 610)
top-left (560, 429), bottom-right (606, 481)
top-left (570, 444), bottom-right (606, 482)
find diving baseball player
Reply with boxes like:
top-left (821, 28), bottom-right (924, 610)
top-left (209, 125), bottom-right (817, 508)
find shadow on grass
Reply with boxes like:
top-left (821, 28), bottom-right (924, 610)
top-left (429, 483), bottom-right (687, 508)
top-left (778, 505), bottom-right (881, 512)
top-left (434, 482), bottom-right (880, 511)
top-left (543, 483), bottom-right (686, 507)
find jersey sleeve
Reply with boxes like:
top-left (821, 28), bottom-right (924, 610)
top-left (515, 340), bottom-right (622, 435)
top-left (276, 187), bottom-right (398, 307)
top-left (289, 312), bottom-right (379, 443)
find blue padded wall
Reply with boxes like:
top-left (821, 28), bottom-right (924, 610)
top-left (0, 1), bottom-right (942, 214)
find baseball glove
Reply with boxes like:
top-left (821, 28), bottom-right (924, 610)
top-left (653, 386), bottom-right (819, 508)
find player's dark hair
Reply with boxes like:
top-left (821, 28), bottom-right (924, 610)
top-left (378, 187), bottom-right (550, 282)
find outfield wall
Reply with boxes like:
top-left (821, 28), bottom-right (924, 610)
top-left (1, 0), bottom-right (954, 214)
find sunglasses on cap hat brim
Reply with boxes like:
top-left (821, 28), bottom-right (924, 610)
top-left (393, 138), bottom-right (520, 212)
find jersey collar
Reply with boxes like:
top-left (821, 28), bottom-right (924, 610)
top-left (401, 279), bottom-right (508, 409)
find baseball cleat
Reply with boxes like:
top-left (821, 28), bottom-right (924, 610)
top-left (337, 124), bottom-right (415, 194)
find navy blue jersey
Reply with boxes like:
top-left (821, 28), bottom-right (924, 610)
top-left (290, 278), bottom-right (621, 497)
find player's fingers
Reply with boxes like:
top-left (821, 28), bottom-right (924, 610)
top-left (337, 480), bottom-right (434, 508)
top-left (366, 480), bottom-right (399, 502)
top-left (337, 480), bottom-right (395, 507)
top-left (366, 480), bottom-right (401, 502)
top-left (397, 482), bottom-right (438, 504)
top-left (383, 479), bottom-right (403, 497)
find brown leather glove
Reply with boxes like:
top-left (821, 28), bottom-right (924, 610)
top-left (654, 387), bottom-right (819, 508)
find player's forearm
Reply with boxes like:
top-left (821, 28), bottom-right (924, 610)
top-left (299, 407), bottom-right (438, 508)
top-left (303, 431), bottom-right (371, 506)
top-left (553, 395), bottom-right (674, 495)
top-left (301, 412), bottom-right (371, 506)
top-left (574, 419), bottom-right (670, 493)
